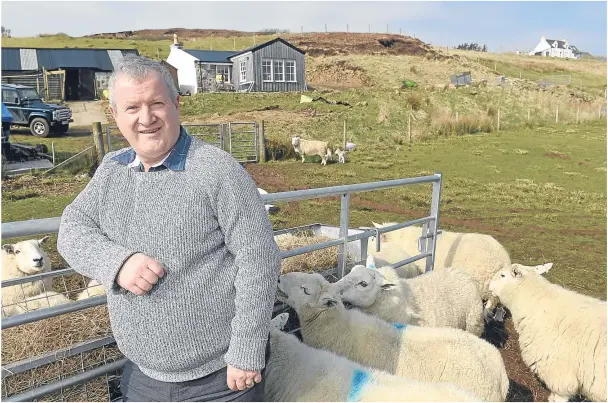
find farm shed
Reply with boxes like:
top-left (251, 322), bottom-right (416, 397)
top-left (165, 35), bottom-right (306, 94)
top-left (1, 48), bottom-right (139, 101)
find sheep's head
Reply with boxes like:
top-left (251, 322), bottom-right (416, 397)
top-left (489, 263), bottom-right (554, 298)
top-left (291, 136), bottom-right (301, 147)
top-left (276, 272), bottom-right (340, 317)
top-left (333, 264), bottom-right (396, 308)
top-left (2, 236), bottom-right (51, 275)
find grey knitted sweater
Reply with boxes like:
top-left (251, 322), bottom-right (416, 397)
top-left (57, 136), bottom-right (281, 382)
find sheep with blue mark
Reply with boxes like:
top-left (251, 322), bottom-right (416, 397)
top-left (276, 271), bottom-right (510, 402)
top-left (264, 313), bottom-right (481, 402)
top-left (489, 263), bottom-right (606, 402)
top-left (336, 258), bottom-right (484, 336)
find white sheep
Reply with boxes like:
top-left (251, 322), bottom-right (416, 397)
top-left (335, 148), bottom-right (346, 163)
top-left (277, 271), bottom-right (510, 401)
top-left (77, 279), bottom-right (106, 300)
top-left (369, 222), bottom-right (552, 313)
top-left (265, 313), bottom-right (481, 402)
top-left (489, 263), bottom-right (606, 402)
top-left (336, 264), bottom-right (484, 336)
top-left (365, 250), bottom-right (420, 279)
top-left (291, 136), bottom-right (332, 166)
top-left (2, 236), bottom-right (55, 308)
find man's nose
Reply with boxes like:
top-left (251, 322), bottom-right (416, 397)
top-left (138, 105), bottom-right (155, 126)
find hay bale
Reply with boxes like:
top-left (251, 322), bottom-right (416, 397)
top-left (275, 233), bottom-right (339, 273)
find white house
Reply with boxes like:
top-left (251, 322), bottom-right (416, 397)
top-left (529, 36), bottom-right (581, 59)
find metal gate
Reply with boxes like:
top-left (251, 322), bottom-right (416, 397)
top-left (105, 123), bottom-right (258, 163)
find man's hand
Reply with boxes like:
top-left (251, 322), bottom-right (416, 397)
top-left (116, 253), bottom-right (165, 296)
top-left (226, 365), bottom-right (262, 391)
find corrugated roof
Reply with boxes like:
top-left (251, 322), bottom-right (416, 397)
top-left (183, 50), bottom-right (237, 63)
top-left (1, 48), bottom-right (21, 70)
top-left (1, 48), bottom-right (140, 71)
top-left (229, 37), bottom-right (305, 59)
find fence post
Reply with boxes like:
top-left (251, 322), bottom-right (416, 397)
top-left (556, 105), bottom-right (559, 124)
top-left (424, 174), bottom-right (442, 272)
top-left (343, 120), bottom-right (347, 150)
top-left (92, 122), bottom-right (105, 166)
top-left (576, 108), bottom-right (579, 124)
top-left (497, 109), bottom-right (500, 131)
top-left (408, 111), bottom-right (412, 144)
top-left (258, 120), bottom-right (266, 163)
top-left (105, 125), bottom-right (112, 152)
top-left (51, 143), bottom-right (56, 166)
top-left (527, 109), bottom-right (530, 122)
top-left (337, 193), bottom-right (351, 279)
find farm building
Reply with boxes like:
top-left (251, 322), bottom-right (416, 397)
top-left (166, 35), bottom-right (306, 94)
top-left (1, 47), bottom-right (139, 101)
top-left (528, 36), bottom-right (581, 59)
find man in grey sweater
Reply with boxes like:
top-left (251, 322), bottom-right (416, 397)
top-left (57, 55), bottom-right (281, 401)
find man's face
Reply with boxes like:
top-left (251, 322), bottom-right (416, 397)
top-left (110, 71), bottom-right (180, 162)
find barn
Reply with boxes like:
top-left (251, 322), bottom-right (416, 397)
top-left (1, 48), bottom-right (139, 101)
top-left (166, 35), bottom-right (306, 94)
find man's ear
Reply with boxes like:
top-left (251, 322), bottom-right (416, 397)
top-left (109, 104), bottom-right (117, 121)
top-left (174, 94), bottom-right (180, 110)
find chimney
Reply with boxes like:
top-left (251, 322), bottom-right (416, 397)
top-left (171, 33), bottom-right (183, 50)
top-left (174, 33), bottom-right (178, 45)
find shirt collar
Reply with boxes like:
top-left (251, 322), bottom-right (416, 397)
top-left (111, 125), bottom-right (192, 171)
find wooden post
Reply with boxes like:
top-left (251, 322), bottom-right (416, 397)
top-left (92, 122), bottom-right (105, 171)
top-left (599, 104), bottom-right (603, 119)
top-left (527, 109), bottom-right (530, 122)
top-left (343, 120), bottom-right (347, 150)
top-left (36, 76), bottom-right (40, 93)
top-left (497, 109), bottom-right (500, 131)
top-left (556, 105), bottom-right (559, 124)
top-left (408, 112), bottom-right (412, 143)
top-left (258, 121), bottom-right (266, 163)
top-left (576, 108), bottom-right (580, 124)
top-left (455, 111), bottom-right (459, 123)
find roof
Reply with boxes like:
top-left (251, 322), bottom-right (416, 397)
top-left (1, 48), bottom-right (139, 71)
top-left (1, 83), bottom-right (33, 89)
top-left (182, 49), bottom-right (237, 63)
top-left (546, 39), bottom-right (567, 49)
top-left (229, 37), bottom-right (305, 60)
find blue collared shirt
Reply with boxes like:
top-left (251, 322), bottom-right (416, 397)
top-left (111, 126), bottom-right (192, 172)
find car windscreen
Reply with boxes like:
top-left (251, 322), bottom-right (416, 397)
top-left (19, 89), bottom-right (42, 101)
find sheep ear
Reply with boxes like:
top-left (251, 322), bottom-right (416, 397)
top-left (323, 297), bottom-right (338, 307)
top-left (38, 235), bottom-right (50, 245)
top-left (381, 283), bottom-right (396, 290)
top-left (511, 266), bottom-right (523, 278)
top-left (2, 244), bottom-right (14, 254)
top-left (534, 263), bottom-right (553, 275)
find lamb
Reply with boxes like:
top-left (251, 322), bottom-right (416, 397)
top-left (265, 313), bottom-right (481, 402)
top-left (369, 222), bottom-right (552, 313)
top-left (2, 236), bottom-right (55, 308)
top-left (489, 263), bottom-right (606, 402)
top-left (335, 148), bottom-right (346, 164)
top-left (77, 279), bottom-right (106, 300)
top-left (3, 291), bottom-right (71, 317)
top-left (277, 271), bottom-right (510, 401)
top-left (335, 263), bottom-right (484, 336)
top-left (291, 136), bottom-right (332, 166)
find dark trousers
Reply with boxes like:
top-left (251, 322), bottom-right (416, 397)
top-left (121, 341), bottom-right (270, 402)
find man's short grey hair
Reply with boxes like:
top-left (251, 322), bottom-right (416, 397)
top-left (109, 55), bottom-right (178, 109)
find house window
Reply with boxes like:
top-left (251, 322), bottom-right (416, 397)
top-left (216, 65), bottom-right (230, 83)
top-left (274, 60), bottom-right (284, 82)
top-left (262, 59), bottom-right (273, 82)
top-left (285, 60), bottom-right (296, 82)
top-left (240, 61), bottom-right (247, 83)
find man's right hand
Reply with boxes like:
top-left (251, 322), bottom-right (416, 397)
top-left (116, 253), bottom-right (165, 296)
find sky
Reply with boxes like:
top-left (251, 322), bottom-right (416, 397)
top-left (2, 1), bottom-right (607, 55)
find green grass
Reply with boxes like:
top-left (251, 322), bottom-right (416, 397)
top-left (3, 120), bottom-right (605, 300)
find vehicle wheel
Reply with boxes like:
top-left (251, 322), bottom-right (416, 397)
top-left (30, 118), bottom-right (50, 138)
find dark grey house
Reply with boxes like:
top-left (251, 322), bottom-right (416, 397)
top-left (166, 37), bottom-right (306, 93)
top-left (1, 48), bottom-right (139, 100)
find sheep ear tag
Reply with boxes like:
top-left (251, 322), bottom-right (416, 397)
top-left (534, 263), bottom-right (553, 275)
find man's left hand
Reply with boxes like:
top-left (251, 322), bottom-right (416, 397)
top-left (226, 365), bottom-right (262, 391)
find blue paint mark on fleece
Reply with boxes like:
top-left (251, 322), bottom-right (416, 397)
top-left (347, 369), bottom-right (370, 402)
top-left (391, 323), bottom-right (407, 330)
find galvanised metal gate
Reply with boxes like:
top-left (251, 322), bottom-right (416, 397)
top-left (104, 122), bottom-right (258, 163)
top-left (1, 174), bottom-right (442, 401)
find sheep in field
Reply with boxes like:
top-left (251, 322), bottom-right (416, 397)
top-left (369, 222), bottom-right (552, 314)
top-left (335, 263), bottom-right (484, 336)
top-left (2, 236), bottom-right (54, 305)
top-left (77, 279), bottom-right (106, 300)
top-left (489, 263), bottom-right (606, 402)
top-left (291, 136), bottom-right (332, 166)
top-left (264, 313), bottom-right (481, 402)
top-left (276, 271), bottom-right (509, 401)
top-left (335, 148), bottom-right (346, 164)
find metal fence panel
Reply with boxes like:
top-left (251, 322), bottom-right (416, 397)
top-left (1, 174), bottom-right (442, 401)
